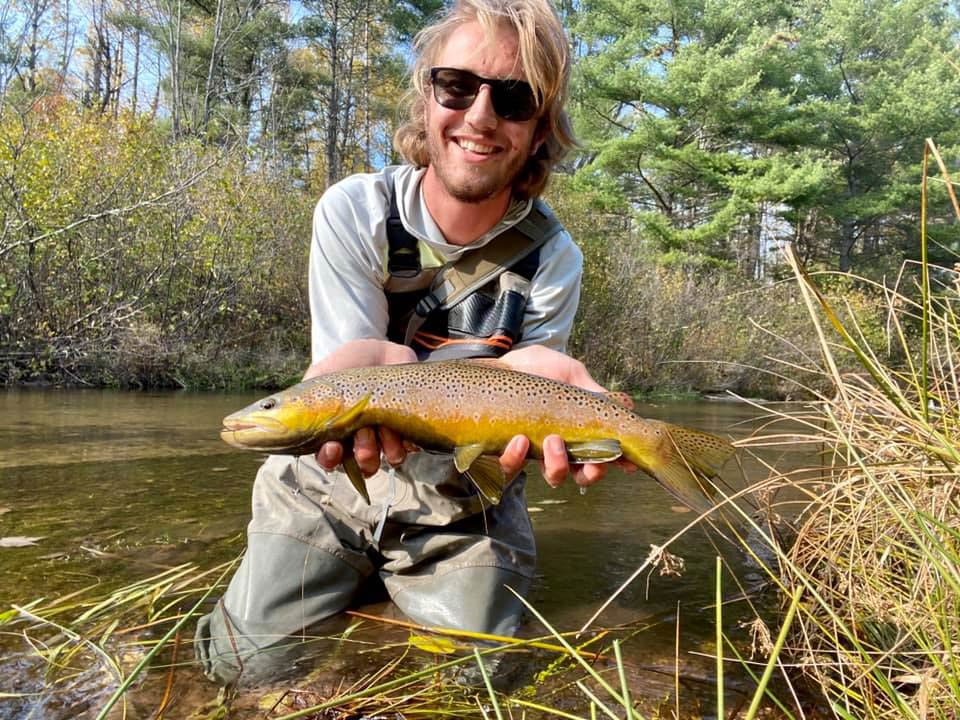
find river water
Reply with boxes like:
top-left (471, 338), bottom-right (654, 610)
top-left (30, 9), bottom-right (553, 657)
top-left (0, 387), bottom-right (808, 719)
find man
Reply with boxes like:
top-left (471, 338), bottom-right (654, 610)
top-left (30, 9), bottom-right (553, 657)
top-left (196, 0), bottom-right (626, 685)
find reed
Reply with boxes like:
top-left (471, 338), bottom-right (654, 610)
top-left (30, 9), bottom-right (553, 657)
top-left (734, 139), bottom-right (960, 719)
top-left (2, 555), bottom-right (654, 718)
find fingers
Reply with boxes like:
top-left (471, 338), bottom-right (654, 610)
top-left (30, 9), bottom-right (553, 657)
top-left (561, 356), bottom-right (606, 393)
top-left (572, 462), bottom-right (607, 487)
top-left (500, 345), bottom-right (606, 393)
top-left (313, 427), bottom-right (382, 476)
top-left (303, 339), bottom-right (417, 381)
top-left (314, 426), bottom-right (413, 475)
top-left (540, 434), bottom-right (570, 488)
top-left (351, 427), bottom-right (382, 475)
top-left (540, 434), bottom-right (621, 489)
top-left (378, 426), bottom-right (408, 466)
top-left (381, 344), bottom-right (418, 365)
top-left (499, 435), bottom-right (530, 479)
top-left (315, 441), bottom-right (343, 470)
top-left (303, 362), bottom-right (327, 381)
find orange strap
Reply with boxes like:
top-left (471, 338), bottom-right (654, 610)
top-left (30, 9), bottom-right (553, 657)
top-left (411, 331), bottom-right (514, 352)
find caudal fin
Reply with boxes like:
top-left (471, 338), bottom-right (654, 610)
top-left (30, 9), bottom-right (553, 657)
top-left (631, 421), bottom-right (735, 514)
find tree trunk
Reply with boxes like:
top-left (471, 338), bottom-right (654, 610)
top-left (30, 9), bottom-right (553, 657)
top-left (839, 219), bottom-right (856, 273)
top-left (326, 0), bottom-right (341, 187)
top-left (203, 0), bottom-right (225, 129)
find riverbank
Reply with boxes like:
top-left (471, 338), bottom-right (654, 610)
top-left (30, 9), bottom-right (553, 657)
top-left (1, 255), bottom-right (891, 399)
top-left (0, 106), bottom-right (893, 398)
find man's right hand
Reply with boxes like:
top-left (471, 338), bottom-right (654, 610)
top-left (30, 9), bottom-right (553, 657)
top-left (306, 339), bottom-right (416, 475)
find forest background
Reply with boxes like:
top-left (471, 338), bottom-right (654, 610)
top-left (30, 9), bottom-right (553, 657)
top-left (1, 0), bottom-right (958, 397)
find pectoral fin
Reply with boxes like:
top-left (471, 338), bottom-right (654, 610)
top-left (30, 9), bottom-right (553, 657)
top-left (566, 439), bottom-right (622, 463)
top-left (341, 454), bottom-right (371, 504)
top-left (326, 393), bottom-right (371, 429)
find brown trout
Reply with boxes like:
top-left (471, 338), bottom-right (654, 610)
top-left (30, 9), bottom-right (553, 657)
top-left (220, 360), bottom-right (734, 512)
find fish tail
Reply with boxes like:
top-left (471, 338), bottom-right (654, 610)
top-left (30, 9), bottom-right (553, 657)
top-left (623, 420), bottom-right (735, 513)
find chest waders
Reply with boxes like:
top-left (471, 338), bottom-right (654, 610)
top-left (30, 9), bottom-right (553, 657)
top-left (383, 186), bottom-right (562, 360)
top-left (195, 186), bottom-right (562, 686)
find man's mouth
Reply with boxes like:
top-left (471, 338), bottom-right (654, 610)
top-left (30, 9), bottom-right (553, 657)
top-left (455, 138), bottom-right (500, 155)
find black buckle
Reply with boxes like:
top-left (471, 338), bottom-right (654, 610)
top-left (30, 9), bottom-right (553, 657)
top-left (414, 293), bottom-right (441, 318)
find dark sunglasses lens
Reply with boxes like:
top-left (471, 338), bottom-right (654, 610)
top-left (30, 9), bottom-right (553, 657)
top-left (432, 69), bottom-right (480, 110)
top-left (491, 81), bottom-right (537, 121)
top-left (431, 68), bottom-right (538, 121)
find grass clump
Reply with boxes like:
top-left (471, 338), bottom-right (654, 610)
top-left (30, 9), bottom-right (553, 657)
top-left (736, 140), bottom-right (960, 720)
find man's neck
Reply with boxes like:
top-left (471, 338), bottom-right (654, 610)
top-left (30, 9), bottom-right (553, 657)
top-left (421, 172), bottom-right (513, 247)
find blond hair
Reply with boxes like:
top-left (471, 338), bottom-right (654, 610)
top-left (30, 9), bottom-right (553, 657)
top-left (392, 0), bottom-right (575, 200)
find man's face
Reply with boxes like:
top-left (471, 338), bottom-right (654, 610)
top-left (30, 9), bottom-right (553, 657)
top-left (424, 20), bottom-right (541, 204)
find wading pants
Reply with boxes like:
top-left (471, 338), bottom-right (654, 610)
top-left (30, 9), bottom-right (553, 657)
top-left (194, 452), bottom-right (536, 685)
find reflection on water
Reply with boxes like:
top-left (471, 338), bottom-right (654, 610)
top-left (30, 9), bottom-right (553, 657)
top-left (0, 388), bottom-right (812, 719)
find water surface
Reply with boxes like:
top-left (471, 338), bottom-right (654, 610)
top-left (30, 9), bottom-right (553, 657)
top-left (0, 387), bottom-right (807, 718)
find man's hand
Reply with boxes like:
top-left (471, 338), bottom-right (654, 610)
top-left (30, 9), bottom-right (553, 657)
top-left (497, 345), bottom-right (637, 489)
top-left (309, 339), bottom-right (416, 475)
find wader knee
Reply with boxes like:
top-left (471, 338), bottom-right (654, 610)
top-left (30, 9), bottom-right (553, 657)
top-left (387, 565), bottom-right (532, 638)
top-left (194, 531), bottom-right (366, 685)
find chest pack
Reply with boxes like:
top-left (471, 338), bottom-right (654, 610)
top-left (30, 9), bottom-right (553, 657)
top-left (383, 186), bottom-right (562, 360)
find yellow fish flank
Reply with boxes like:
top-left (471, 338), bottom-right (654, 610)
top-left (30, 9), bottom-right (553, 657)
top-left (220, 360), bottom-right (735, 512)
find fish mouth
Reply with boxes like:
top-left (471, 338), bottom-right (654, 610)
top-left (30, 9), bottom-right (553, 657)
top-left (221, 420), bottom-right (259, 432)
top-left (220, 414), bottom-right (291, 448)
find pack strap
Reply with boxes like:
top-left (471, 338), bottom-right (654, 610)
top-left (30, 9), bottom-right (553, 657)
top-left (403, 200), bottom-right (561, 345)
top-left (386, 189), bottom-right (420, 279)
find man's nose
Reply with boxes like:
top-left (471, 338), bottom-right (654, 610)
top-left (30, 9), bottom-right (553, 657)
top-left (464, 84), bottom-right (498, 130)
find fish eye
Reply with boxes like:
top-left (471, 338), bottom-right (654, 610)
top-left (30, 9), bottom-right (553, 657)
top-left (259, 398), bottom-right (277, 410)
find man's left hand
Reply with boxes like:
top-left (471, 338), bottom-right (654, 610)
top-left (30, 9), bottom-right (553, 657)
top-left (496, 345), bottom-right (638, 489)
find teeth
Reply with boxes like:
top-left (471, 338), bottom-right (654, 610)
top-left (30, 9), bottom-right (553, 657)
top-left (458, 138), bottom-right (497, 154)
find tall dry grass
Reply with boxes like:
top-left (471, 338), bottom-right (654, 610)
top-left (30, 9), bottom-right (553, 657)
top-left (735, 140), bottom-right (960, 719)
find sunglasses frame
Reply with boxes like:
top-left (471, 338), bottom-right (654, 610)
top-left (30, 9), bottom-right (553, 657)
top-left (428, 67), bottom-right (539, 122)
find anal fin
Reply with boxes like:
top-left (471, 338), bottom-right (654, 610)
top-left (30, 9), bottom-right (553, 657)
top-left (566, 439), bottom-right (622, 463)
top-left (453, 443), bottom-right (486, 474)
top-left (454, 443), bottom-right (508, 504)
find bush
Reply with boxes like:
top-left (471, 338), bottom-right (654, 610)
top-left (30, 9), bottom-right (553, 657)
top-left (0, 99), bottom-right (313, 388)
top-left (547, 178), bottom-right (894, 398)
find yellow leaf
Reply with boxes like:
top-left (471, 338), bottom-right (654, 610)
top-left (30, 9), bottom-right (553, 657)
top-left (408, 634), bottom-right (459, 655)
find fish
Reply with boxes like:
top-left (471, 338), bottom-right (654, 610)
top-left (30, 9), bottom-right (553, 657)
top-left (220, 359), bottom-right (735, 512)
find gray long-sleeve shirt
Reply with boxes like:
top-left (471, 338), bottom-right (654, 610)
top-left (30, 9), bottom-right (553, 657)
top-left (309, 164), bottom-right (583, 363)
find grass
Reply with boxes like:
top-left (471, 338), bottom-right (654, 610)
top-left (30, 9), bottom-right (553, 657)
top-left (728, 139), bottom-right (960, 719)
top-left (1, 548), bottom-right (781, 719)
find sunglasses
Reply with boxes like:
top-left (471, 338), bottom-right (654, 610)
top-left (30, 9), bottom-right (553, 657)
top-left (429, 67), bottom-right (539, 122)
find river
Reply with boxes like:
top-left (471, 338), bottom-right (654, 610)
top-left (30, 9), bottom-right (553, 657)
top-left (0, 387), bottom-right (808, 719)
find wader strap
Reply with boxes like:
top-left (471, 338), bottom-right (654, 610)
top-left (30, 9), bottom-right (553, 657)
top-left (397, 200), bottom-right (562, 346)
top-left (386, 189), bottom-right (420, 279)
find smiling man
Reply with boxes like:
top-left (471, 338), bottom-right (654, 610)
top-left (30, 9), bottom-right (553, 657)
top-left (195, 0), bottom-right (626, 686)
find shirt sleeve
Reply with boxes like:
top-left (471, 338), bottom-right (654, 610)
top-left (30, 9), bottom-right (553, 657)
top-left (309, 182), bottom-right (390, 363)
top-left (515, 229), bottom-right (583, 353)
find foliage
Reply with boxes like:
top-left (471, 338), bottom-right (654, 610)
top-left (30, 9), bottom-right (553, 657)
top-left (0, 99), bottom-right (313, 388)
top-left (567, 0), bottom-right (960, 276)
top-left (548, 177), bottom-right (893, 398)
top-left (733, 146), bottom-right (960, 719)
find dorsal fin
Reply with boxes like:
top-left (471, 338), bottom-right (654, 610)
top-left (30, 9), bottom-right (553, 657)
top-left (600, 391), bottom-right (634, 410)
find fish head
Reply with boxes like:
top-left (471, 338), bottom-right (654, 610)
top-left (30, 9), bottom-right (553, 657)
top-left (220, 379), bottom-right (351, 454)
